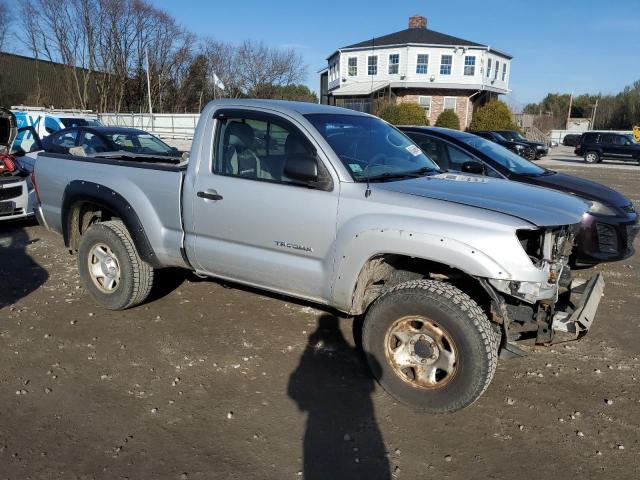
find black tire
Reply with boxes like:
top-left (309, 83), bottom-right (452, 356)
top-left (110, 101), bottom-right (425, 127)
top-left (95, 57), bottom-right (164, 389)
top-left (524, 147), bottom-right (536, 161)
top-left (362, 280), bottom-right (497, 413)
top-left (77, 220), bottom-right (154, 310)
top-left (584, 151), bottom-right (600, 164)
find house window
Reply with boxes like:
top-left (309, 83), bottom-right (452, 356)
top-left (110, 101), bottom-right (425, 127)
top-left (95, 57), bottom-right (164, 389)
top-left (368, 55), bottom-right (378, 75)
top-left (444, 97), bottom-right (457, 111)
top-left (388, 54), bottom-right (399, 74)
top-left (416, 54), bottom-right (429, 74)
top-left (502, 63), bottom-right (507, 81)
top-left (418, 96), bottom-right (432, 118)
top-left (348, 57), bottom-right (357, 76)
top-left (464, 56), bottom-right (476, 76)
top-left (494, 61), bottom-right (499, 80)
top-left (440, 55), bottom-right (452, 75)
top-left (486, 58), bottom-right (492, 78)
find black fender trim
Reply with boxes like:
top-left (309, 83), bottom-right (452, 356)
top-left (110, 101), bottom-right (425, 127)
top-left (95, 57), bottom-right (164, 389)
top-left (61, 180), bottom-right (161, 268)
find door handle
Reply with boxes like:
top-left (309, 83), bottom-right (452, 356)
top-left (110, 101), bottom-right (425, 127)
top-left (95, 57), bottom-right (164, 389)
top-left (197, 190), bottom-right (223, 201)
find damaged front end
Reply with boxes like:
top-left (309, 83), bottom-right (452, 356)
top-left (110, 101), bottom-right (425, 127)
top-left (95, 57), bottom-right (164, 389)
top-left (483, 224), bottom-right (605, 355)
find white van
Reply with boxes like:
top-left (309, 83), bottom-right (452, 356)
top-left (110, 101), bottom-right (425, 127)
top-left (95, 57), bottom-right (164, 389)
top-left (12, 106), bottom-right (102, 139)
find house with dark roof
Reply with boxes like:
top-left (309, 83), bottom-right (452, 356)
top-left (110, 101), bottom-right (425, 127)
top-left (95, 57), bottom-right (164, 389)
top-left (319, 15), bottom-right (512, 127)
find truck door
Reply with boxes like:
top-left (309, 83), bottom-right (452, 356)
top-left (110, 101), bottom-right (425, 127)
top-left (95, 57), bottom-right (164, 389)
top-left (188, 110), bottom-right (339, 303)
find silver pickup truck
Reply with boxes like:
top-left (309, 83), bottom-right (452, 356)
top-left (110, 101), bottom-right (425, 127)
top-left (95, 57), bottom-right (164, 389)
top-left (34, 100), bottom-right (605, 413)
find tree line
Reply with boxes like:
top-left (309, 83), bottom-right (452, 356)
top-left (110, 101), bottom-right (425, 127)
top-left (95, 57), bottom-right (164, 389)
top-left (523, 79), bottom-right (640, 130)
top-left (2, 0), bottom-right (316, 113)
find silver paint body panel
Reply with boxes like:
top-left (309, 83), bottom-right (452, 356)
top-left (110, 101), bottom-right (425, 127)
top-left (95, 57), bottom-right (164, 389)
top-left (36, 99), bottom-right (590, 313)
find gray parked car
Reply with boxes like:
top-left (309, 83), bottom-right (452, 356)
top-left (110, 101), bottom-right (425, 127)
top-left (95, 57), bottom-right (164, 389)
top-left (33, 100), bottom-right (604, 413)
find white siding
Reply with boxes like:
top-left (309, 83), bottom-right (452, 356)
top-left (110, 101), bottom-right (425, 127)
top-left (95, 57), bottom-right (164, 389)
top-left (331, 45), bottom-right (511, 94)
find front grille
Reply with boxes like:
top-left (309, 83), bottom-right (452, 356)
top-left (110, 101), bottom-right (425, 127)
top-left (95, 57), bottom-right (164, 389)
top-left (596, 223), bottom-right (618, 254)
top-left (0, 207), bottom-right (24, 217)
top-left (0, 185), bottom-right (23, 201)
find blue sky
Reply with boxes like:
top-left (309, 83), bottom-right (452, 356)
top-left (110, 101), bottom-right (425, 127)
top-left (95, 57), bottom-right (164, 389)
top-left (149, 0), bottom-right (640, 108)
top-left (7, 0), bottom-right (639, 107)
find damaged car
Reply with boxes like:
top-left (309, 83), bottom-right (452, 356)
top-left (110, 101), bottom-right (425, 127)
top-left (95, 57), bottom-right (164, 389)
top-left (34, 100), bottom-right (606, 413)
top-left (0, 108), bottom-right (35, 222)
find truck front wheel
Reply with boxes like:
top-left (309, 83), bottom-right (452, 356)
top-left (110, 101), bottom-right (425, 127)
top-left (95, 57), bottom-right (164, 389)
top-left (362, 280), bottom-right (497, 413)
top-left (77, 220), bottom-right (154, 310)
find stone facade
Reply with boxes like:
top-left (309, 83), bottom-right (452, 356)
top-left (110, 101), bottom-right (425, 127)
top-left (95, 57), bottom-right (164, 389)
top-left (396, 89), bottom-right (474, 128)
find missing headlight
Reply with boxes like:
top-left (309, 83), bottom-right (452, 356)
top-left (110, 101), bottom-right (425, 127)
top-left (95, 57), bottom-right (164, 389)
top-left (517, 229), bottom-right (543, 263)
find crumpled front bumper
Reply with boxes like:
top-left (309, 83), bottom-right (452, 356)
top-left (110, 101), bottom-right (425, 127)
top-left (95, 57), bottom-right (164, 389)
top-left (549, 273), bottom-right (605, 342)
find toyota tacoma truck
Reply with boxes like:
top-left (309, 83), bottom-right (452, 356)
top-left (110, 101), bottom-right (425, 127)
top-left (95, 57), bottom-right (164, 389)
top-left (33, 100), bottom-right (605, 413)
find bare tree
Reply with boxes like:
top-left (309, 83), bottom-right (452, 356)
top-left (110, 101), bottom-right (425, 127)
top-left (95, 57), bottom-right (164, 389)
top-left (18, 0), bottom-right (312, 112)
top-left (0, 0), bottom-right (11, 53)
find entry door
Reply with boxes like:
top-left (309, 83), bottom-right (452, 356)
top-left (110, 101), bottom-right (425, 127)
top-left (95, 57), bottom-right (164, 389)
top-left (190, 111), bottom-right (339, 303)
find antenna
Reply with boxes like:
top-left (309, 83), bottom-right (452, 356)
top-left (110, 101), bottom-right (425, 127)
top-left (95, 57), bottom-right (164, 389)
top-left (364, 36), bottom-right (375, 199)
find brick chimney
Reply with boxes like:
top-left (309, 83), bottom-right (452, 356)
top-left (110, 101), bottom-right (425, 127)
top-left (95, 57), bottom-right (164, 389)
top-left (408, 15), bottom-right (427, 29)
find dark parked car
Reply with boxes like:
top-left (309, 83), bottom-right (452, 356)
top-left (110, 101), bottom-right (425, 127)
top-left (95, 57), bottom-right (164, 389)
top-left (41, 126), bottom-right (182, 158)
top-left (574, 132), bottom-right (640, 164)
top-left (400, 126), bottom-right (638, 266)
top-left (494, 130), bottom-right (549, 159)
top-left (563, 133), bottom-right (582, 147)
top-left (470, 131), bottom-right (536, 160)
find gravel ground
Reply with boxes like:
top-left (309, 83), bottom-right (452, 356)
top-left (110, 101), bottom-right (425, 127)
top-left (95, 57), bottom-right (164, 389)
top-left (0, 147), bottom-right (639, 479)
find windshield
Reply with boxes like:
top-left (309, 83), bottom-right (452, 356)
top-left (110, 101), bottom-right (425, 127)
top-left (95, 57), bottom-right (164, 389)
top-left (462, 136), bottom-right (546, 175)
top-left (60, 117), bottom-right (103, 128)
top-left (500, 131), bottom-right (526, 142)
top-left (624, 134), bottom-right (637, 144)
top-left (492, 132), bottom-right (508, 142)
top-left (305, 113), bottom-right (439, 181)
top-left (104, 132), bottom-right (174, 155)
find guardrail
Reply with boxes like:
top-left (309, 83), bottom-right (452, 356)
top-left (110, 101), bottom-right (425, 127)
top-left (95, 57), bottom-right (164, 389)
top-left (98, 113), bottom-right (200, 139)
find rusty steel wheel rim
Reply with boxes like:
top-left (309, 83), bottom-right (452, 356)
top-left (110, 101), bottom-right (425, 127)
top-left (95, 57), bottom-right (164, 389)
top-left (384, 316), bottom-right (458, 389)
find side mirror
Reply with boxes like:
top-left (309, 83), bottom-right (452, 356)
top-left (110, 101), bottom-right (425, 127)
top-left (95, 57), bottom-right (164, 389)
top-left (284, 154), bottom-right (318, 183)
top-left (461, 161), bottom-right (484, 175)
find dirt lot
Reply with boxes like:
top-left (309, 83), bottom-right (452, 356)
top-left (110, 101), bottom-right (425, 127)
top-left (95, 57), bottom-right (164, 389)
top-left (1, 147), bottom-right (639, 480)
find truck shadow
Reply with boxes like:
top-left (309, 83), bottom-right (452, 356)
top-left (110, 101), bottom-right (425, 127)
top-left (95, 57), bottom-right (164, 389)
top-left (0, 222), bottom-right (48, 309)
top-left (288, 314), bottom-right (391, 480)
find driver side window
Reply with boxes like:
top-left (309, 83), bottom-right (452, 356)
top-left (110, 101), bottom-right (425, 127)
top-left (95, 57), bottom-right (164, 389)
top-left (213, 114), bottom-right (324, 187)
top-left (614, 135), bottom-right (629, 146)
top-left (49, 130), bottom-right (77, 153)
top-left (79, 131), bottom-right (108, 153)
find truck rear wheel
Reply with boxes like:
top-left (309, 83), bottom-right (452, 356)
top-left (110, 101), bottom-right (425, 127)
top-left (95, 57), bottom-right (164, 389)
top-left (77, 220), bottom-right (154, 310)
top-left (362, 280), bottom-right (497, 413)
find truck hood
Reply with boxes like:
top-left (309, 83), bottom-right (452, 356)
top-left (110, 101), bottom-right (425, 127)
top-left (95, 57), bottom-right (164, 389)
top-left (375, 173), bottom-right (589, 227)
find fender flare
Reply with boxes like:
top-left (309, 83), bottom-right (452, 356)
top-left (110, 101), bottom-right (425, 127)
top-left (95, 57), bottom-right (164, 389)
top-left (61, 180), bottom-right (160, 268)
top-left (330, 227), bottom-right (513, 314)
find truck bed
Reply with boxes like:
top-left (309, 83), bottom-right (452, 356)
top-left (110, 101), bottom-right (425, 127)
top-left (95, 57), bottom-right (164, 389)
top-left (35, 152), bottom-right (188, 268)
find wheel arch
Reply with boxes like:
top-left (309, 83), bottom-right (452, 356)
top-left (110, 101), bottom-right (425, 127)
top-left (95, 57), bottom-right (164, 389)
top-left (331, 228), bottom-right (511, 315)
top-left (61, 180), bottom-right (160, 268)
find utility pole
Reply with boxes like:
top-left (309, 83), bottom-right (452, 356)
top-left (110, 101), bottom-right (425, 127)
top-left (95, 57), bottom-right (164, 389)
top-left (591, 98), bottom-right (599, 130)
top-left (145, 48), bottom-right (154, 131)
top-left (566, 92), bottom-right (573, 130)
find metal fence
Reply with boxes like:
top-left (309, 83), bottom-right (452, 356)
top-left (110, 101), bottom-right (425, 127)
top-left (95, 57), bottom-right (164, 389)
top-left (98, 113), bottom-right (200, 139)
